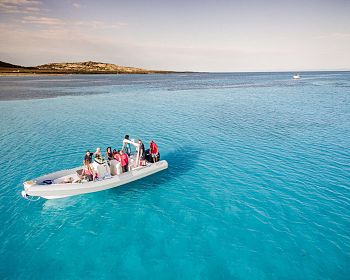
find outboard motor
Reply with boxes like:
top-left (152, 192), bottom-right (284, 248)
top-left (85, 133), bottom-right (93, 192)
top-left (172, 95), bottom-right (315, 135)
top-left (145, 149), bottom-right (151, 162)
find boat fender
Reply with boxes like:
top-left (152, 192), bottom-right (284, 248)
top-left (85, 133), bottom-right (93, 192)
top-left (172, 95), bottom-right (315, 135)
top-left (43, 179), bottom-right (53, 185)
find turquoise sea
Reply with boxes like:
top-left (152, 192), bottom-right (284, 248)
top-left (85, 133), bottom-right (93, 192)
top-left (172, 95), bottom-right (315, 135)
top-left (0, 72), bottom-right (349, 279)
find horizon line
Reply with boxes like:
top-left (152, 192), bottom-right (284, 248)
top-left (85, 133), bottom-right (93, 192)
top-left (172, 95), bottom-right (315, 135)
top-left (1, 59), bottom-right (349, 74)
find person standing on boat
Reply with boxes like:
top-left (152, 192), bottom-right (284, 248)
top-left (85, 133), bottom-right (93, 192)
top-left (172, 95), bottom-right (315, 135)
top-left (150, 140), bottom-right (159, 163)
top-left (138, 139), bottom-right (146, 166)
top-left (123, 135), bottom-right (131, 156)
top-left (119, 150), bottom-right (129, 172)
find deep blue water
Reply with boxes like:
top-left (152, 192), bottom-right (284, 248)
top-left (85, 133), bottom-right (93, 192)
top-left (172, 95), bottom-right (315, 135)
top-left (0, 72), bottom-right (349, 279)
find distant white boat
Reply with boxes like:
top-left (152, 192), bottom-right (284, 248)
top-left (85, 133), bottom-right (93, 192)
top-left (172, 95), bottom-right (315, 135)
top-left (293, 73), bottom-right (301, 79)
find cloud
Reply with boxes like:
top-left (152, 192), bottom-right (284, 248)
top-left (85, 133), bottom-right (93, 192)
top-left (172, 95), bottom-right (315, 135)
top-left (21, 15), bottom-right (64, 25)
top-left (0, 22), bottom-right (137, 66)
top-left (329, 32), bottom-right (350, 38)
top-left (74, 20), bottom-right (127, 29)
top-left (19, 15), bottom-right (127, 29)
top-left (25, 6), bottom-right (40, 11)
top-left (314, 32), bottom-right (350, 40)
top-left (0, 21), bottom-right (131, 53)
top-left (1, 0), bottom-right (127, 30)
top-left (0, 0), bottom-right (41, 14)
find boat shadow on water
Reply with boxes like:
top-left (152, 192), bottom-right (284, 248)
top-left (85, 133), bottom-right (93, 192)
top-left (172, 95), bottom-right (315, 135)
top-left (108, 146), bottom-right (201, 196)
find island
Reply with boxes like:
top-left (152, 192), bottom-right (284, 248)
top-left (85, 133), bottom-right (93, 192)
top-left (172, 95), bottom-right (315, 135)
top-left (0, 60), bottom-right (175, 76)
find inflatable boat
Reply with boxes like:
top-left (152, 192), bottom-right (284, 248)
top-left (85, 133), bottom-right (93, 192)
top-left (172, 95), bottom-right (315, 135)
top-left (22, 160), bottom-right (168, 199)
top-left (22, 139), bottom-right (168, 200)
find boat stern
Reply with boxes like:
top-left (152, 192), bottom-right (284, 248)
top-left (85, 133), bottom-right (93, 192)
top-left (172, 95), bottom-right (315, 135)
top-left (22, 180), bottom-right (37, 199)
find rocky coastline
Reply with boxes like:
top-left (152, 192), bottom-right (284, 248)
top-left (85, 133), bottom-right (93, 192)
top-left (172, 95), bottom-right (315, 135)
top-left (0, 61), bottom-right (175, 76)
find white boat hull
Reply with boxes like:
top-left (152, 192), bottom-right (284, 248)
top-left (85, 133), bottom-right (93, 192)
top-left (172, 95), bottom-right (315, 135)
top-left (23, 160), bottom-right (168, 199)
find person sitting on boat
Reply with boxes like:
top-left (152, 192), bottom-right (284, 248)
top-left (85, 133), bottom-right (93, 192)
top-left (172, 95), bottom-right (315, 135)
top-left (93, 147), bottom-right (111, 179)
top-left (112, 149), bottom-right (117, 159)
top-left (122, 135), bottom-right (132, 156)
top-left (150, 140), bottom-right (159, 163)
top-left (84, 150), bottom-right (93, 163)
top-left (109, 149), bottom-right (122, 175)
top-left (119, 150), bottom-right (129, 173)
top-left (138, 139), bottom-right (146, 166)
top-left (106, 147), bottom-right (113, 162)
top-left (113, 149), bottom-right (121, 161)
top-left (81, 157), bottom-right (95, 181)
top-left (94, 148), bottom-right (103, 162)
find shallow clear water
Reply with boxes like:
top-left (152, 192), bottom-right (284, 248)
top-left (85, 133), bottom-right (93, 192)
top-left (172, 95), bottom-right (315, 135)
top-left (0, 72), bottom-right (349, 279)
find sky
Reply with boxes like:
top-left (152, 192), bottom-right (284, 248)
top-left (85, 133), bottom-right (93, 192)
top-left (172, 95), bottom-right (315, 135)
top-left (0, 0), bottom-right (350, 72)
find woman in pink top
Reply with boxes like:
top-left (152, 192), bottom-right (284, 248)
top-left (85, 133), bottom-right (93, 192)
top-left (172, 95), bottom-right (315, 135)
top-left (113, 149), bottom-right (121, 161)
